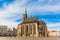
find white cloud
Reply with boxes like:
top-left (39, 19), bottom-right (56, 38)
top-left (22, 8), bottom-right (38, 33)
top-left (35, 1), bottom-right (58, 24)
top-left (47, 22), bottom-right (60, 31)
top-left (0, 0), bottom-right (25, 28)
top-left (0, 20), bottom-right (19, 28)
top-left (26, 0), bottom-right (60, 14)
top-left (27, 5), bottom-right (60, 14)
top-left (0, 0), bottom-right (60, 30)
top-left (0, 0), bottom-right (25, 17)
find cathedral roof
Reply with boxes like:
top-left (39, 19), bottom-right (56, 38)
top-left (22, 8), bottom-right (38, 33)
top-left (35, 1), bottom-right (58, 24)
top-left (39, 20), bottom-right (46, 25)
top-left (21, 17), bottom-right (38, 24)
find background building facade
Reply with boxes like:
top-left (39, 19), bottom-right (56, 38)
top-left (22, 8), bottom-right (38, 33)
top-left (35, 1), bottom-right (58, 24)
top-left (48, 30), bottom-right (60, 37)
top-left (0, 25), bottom-right (7, 36)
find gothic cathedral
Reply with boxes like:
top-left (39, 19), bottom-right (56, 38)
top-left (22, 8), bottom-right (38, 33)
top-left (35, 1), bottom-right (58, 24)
top-left (17, 8), bottom-right (48, 37)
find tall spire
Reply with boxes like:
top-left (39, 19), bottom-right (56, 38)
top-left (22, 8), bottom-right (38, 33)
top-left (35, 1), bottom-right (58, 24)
top-left (24, 6), bottom-right (27, 14)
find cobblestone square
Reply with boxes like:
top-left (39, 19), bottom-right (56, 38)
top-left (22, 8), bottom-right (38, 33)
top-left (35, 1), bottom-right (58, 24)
top-left (0, 37), bottom-right (59, 40)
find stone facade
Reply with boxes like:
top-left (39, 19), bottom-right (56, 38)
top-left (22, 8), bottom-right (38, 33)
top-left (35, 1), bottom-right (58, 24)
top-left (0, 25), bottom-right (7, 36)
top-left (7, 28), bottom-right (13, 36)
top-left (17, 8), bottom-right (47, 37)
top-left (48, 30), bottom-right (60, 37)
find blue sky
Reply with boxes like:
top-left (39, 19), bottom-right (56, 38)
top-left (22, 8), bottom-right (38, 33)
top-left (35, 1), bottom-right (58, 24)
top-left (0, 0), bottom-right (60, 31)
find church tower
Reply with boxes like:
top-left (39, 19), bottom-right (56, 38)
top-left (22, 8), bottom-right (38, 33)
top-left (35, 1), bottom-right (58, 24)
top-left (22, 7), bottom-right (27, 21)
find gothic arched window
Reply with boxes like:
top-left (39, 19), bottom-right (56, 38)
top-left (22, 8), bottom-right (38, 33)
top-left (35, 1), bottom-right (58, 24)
top-left (33, 24), bottom-right (36, 34)
top-left (26, 25), bottom-right (28, 33)
top-left (39, 25), bottom-right (43, 30)
top-left (30, 25), bottom-right (32, 34)
top-left (21, 25), bottom-right (24, 34)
